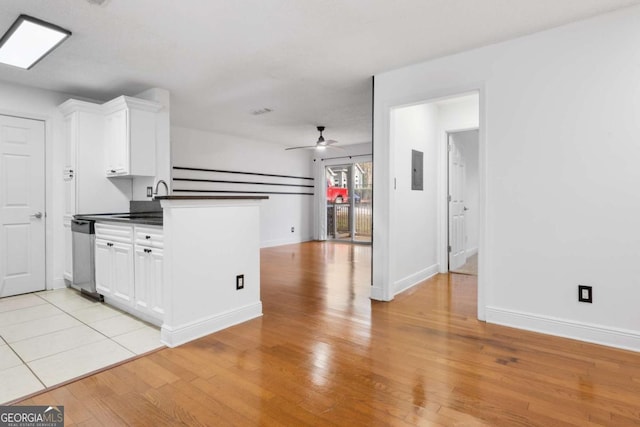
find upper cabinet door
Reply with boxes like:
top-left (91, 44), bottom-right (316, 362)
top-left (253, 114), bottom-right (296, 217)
top-left (103, 96), bottom-right (161, 178)
top-left (105, 108), bottom-right (129, 176)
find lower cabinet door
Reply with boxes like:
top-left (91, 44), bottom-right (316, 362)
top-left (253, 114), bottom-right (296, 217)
top-left (134, 246), bottom-right (164, 320)
top-left (148, 248), bottom-right (164, 318)
top-left (134, 246), bottom-right (150, 313)
top-left (95, 239), bottom-right (112, 296)
top-left (112, 242), bottom-right (134, 305)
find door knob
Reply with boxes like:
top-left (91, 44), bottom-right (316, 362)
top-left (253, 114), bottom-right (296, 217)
top-left (30, 212), bottom-right (43, 219)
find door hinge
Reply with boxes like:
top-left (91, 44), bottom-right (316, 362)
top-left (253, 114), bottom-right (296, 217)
top-left (448, 144), bottom-right (453, 152)
top-left (448, 194), bottom-right (452, 202)
top-left (448, 245), bottom-right (452, 253)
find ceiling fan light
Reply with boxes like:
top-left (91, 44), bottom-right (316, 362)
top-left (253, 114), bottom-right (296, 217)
top-left (316, 145), bottom-right (326, 151)
top-left (0, 15), bottom-right (71, 69)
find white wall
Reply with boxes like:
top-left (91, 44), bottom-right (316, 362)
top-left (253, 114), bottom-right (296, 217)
top-left (390, 104), bottom-right (439, 293)
top-left (171, 126), bottom-right (314, 247)
top-left (374, 5), bottom-right (640, 351)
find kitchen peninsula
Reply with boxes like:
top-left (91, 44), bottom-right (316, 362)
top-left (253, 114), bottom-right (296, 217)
top-left (156, 195), bottom-right (267, 347)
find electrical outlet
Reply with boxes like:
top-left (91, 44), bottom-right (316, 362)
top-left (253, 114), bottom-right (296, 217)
top-left (578, 285), bottom-right (592, 303)
top-left (146, 186), bottom-right (153, 197)
top-left (236, 274), bottom-right (244, 290)
top-left (291, 226), bottom-right (295, 233)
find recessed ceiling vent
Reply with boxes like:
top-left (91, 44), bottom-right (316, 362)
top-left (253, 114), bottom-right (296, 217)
top-left (251, 108), bottom-right (273, 116)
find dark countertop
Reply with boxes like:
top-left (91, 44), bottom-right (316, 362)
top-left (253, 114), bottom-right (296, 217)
top-left (74, 212), bottom-right (163, 227)
top-left (153, 195), bottom-right (269, 200)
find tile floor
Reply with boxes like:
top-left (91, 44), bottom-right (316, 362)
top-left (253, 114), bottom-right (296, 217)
top-left (0, 288), bottom-right (164, 404)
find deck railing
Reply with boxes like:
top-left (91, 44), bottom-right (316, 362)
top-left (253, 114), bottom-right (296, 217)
top-left (327, 202), bottom-right (371, 240)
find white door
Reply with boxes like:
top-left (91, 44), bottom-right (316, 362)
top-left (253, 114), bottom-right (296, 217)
top-left (0, 115), bottom-right (45, 297)
top-left (448, 134), bottom-right (467, 271)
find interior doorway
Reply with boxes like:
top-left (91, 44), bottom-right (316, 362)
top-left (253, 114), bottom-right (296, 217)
top-left (448, 129), bottom-right (479, 275)
top-left (326, 161), bottom-right (372, 243)
top-left (0, 114), bottom-right (46, 297)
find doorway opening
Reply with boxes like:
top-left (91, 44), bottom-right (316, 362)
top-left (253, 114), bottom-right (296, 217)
top-left (325, 161), bottom-right (372, 243)
top-left (447, 129), bottom-right (479, 276)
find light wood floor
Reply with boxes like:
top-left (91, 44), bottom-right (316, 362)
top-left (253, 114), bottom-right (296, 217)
top-left (17, 242), bottom-right (640, 426)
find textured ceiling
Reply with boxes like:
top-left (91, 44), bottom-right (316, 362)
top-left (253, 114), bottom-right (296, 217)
top-left (0, 0), bottom-right (638, 147)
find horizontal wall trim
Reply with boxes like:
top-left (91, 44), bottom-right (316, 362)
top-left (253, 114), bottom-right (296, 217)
top-left (174, 177), bottom-right (314, 188)
top-left (161, 302), bottom-right (263, 348)
top-left (486, 306), bottom-right (640, 353)
top-left (261, 235), bottom-right (314, 248)
top-left (173, 166), bottom-right (313, 181)
top-left (173, 189), bottom-right (314, 196)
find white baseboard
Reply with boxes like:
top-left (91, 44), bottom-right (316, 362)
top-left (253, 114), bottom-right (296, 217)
top-left (261, 236), bottom-right (313, 248)
top-left (394, 264), bottom-right (439, 296)
top-left (465, 247), bottom-right (478, 257)
top-left (161, 302), bottom-right (263, 348)
top-left (486, 306), bottom-right (640, 353)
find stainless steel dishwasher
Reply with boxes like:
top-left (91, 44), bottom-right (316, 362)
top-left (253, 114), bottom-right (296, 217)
top-left (71, 218), bottom-right (102, 300)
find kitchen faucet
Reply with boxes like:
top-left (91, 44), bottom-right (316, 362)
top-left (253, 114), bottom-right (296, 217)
top-left (153, 179), bottom-right (169, 198)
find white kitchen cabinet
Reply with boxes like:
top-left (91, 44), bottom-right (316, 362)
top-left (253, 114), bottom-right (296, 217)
top-left (95, 239), bottom-right (111, 296)
top-left (95, 238), bottom-right (135, 307)
top-left (59, 99), bottom-right (131, 283)
top-left (134, 246), bottom-right (164, 320)
top-left (103, 96), bottom-right (162, 177)
top-left (95, 222), bottom-right (164, 324)
top-left (133, 225), bottom-right (164, 321)
top-left (95, 223), bottom-right (135, 308)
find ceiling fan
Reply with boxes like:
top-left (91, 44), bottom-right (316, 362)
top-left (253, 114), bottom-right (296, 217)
top-left (285, 126), bottom-right (339, 151)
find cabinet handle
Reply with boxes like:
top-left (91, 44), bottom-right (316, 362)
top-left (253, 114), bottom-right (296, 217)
top-left (110, 169), bottom-right (116, 173)
top-left (145, 235), bottom-right (151, 239)
top-left (144, 248), bottom-right (152, 253)
top-left (107, 242), bottom-right (113, 247)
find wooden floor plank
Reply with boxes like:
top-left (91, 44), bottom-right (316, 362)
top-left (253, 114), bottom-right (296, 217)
top-left (9, 242), bottom-right (640, 426)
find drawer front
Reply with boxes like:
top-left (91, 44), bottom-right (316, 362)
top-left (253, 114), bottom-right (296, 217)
top-left (135, 225), bottom-right (164, 248)
top-left (95, 222), bottom-right (134, 243)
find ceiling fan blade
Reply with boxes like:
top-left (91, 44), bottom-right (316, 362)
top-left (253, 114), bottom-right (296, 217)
top-left (324, 139), bottom-right (339, 145)
top-left (285, 145), bottom-right (316, 150)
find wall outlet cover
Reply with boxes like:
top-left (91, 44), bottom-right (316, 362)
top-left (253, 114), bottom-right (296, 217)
top-left (578, 285), bottom-right (592, 303)
top-left (236, 274), bottom-right (244, 290)
top-left (146, 186), bottom-right (153, 197)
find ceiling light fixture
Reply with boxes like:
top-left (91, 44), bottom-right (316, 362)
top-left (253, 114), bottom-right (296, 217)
top-left (0, 15), bottom-right (71, 70)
